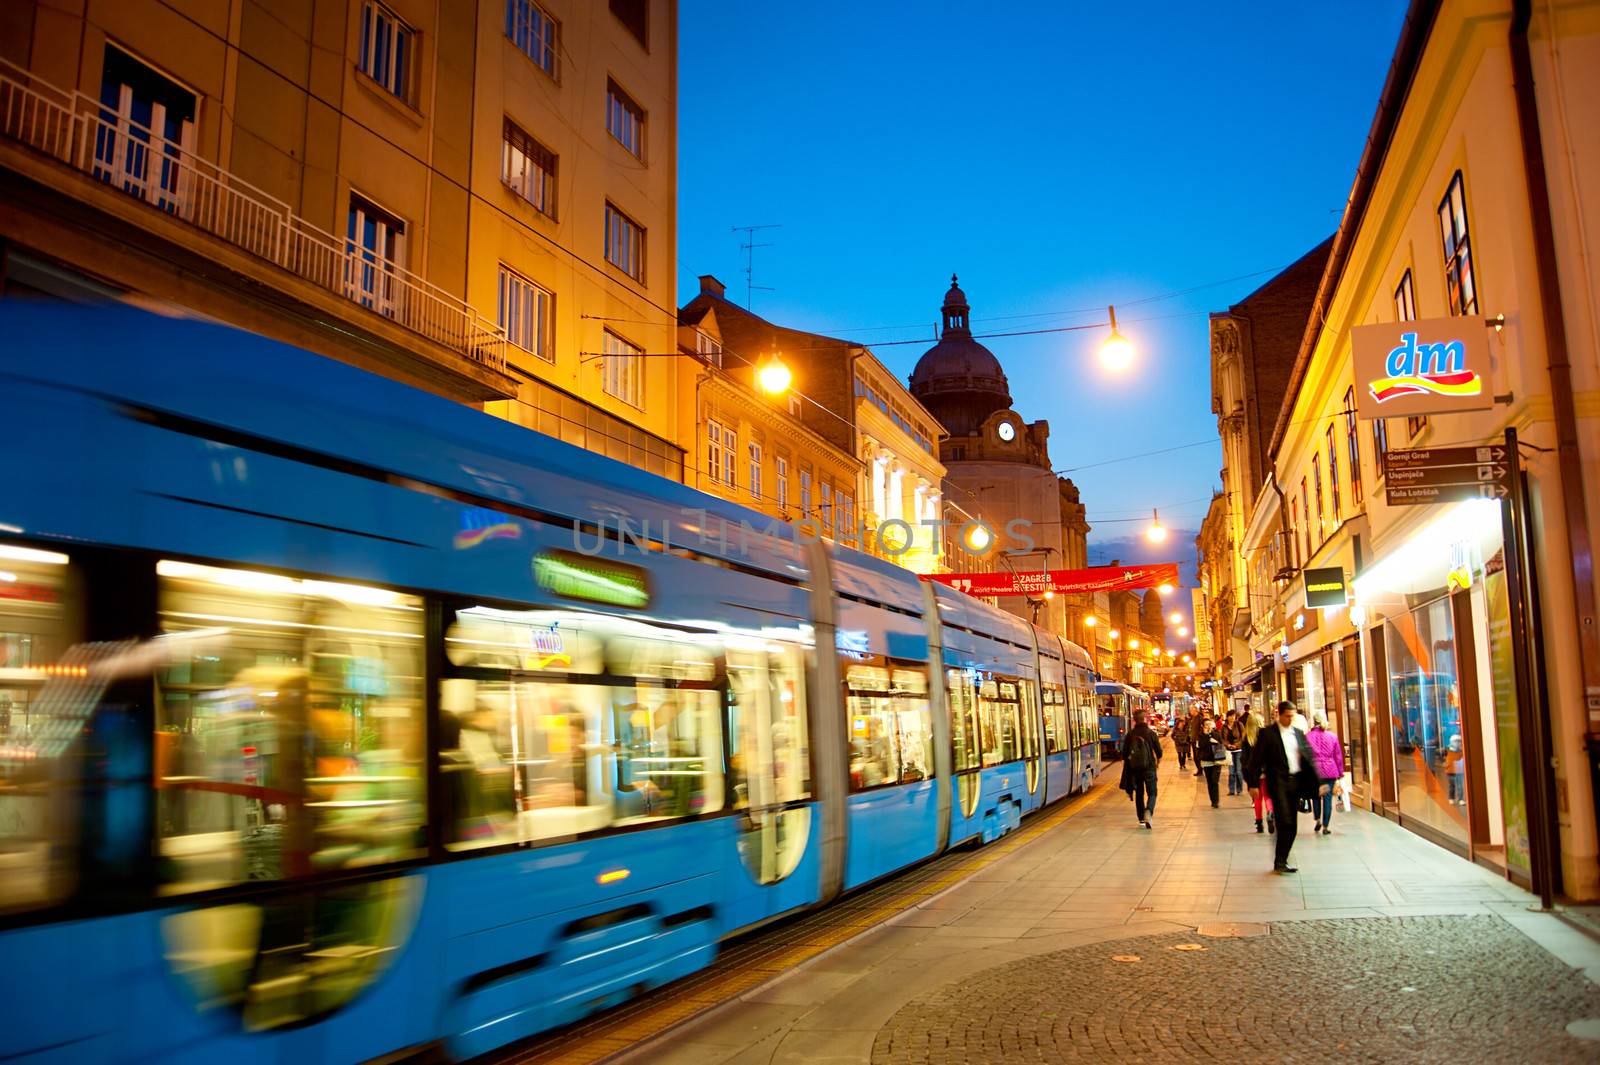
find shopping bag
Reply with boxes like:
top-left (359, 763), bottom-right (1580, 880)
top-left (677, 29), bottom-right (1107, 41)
top-left (1339, 772), bottom-right (1352, 812)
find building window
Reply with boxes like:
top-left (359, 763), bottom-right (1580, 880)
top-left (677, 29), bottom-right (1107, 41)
top-left (1439, 171), bottom-right (1478, 316)
top-left (800, 469), bottom-right (812, 517)
top-left (706, 419), bottom-right (725, 486)
top-left (695, 329), bottom-right (722, 368)
top-left (1344, 387), bottom-right (1362, 505)
top-left (776, 455), bottom-right (788, 506)
top-left (1394, 270), bottom-right (1424, 441)
top-left (601, 329), bottom-right (643, 408)
top-left (1312, 455), bottom-right (1324, 537)
top-left (610, 0), bottom-right (648, 48)
top-left (1300, 478), bottom-right (1311, 562)
top-left (820, 483), bottom-right (834, 535)
top-left (606, 79), bottom-right (645, 158)
top-left (1326, 424), bottom-right (1341, 519)
top-left (95, 45), bottom-right (197, 213)
top-left (358, 2), bottom-right (414, 102)
top-left (502, 119), bottom-right (556, 217)
top-left (748, 441), bottom-right (762, 499)
top-left (346, 194), bottom-right (405, 317)
top-left (787, 394), bottom-right (802, 417)
top-left (1373, 417), bottom-right (1389, 481)
top-left (506, 0), bottom-right (558, 79)
top-left (840, 492), bottom-right (856, 543)
top-left (604, 202), bottom-right (645, 281)
top-left (497, 266), bottom-right (553, 361)
top-left (1394, 269), bottom-right (1417, 322)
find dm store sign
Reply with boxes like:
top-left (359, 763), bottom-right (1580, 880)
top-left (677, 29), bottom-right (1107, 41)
top-left (1352, 316), bottom-right (1492, 421)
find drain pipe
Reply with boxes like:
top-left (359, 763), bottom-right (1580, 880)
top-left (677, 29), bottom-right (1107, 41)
top-left (1510, 0), bottom-right (1600, 881)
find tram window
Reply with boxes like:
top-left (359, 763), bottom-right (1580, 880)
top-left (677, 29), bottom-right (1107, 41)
top-left (1020, 681), bottom-right (1040, 762)
top-left (441, 608), bottom-right (725, 851)
top-left (0, 544), bottom-right (81, 912)
top-left (1042, 683), bottom-right (1067, 754)
top-left (727, 639), bottom-right (811, 884)
top-left (844, 659), bottom-right (932, 789)
top-left (946, 668), bottom-right (980, 773)
top-left (978, 676), bottom-right (1022, 766)
top-left (154, 561), bottom-right (426, 893)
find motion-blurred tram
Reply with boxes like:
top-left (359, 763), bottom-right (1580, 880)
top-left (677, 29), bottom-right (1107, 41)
top-left (1094, 681), bottom-right (1151, 759)
top-left (0, 307), bottom-right (1101, 1064)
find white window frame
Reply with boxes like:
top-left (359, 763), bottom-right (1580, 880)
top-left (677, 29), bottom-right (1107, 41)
top-left (800, 469), bottom-right (812, 517)
top-left (502, 118), bottom-right (556, 218)
top-left (506, 0), bottom-right (559, 80)
top-left (497, 265), bottom-right (553, 361)
top-left (606, 78), bottom-right (645, 158)
top-left (820, 482), bottom-right (833, 533)
top-left (604, 202), bottom-right (645, 282)
top-left (707, 419), bottom-right (725, 486)
top-left (695, 329), bottom-right (723, 367)
top-left (358, 2), bottom-right (414, 102)
top-left (601, 329), bottom-right (643, 408)
top-left (346, 193), bottom-right (406, 318)
top-left (748, 441), bottom-right (762, 499)
top-left (776, 455), bottom-right (789, 506)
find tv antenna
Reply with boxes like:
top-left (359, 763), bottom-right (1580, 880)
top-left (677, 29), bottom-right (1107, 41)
top-left (732, 224), bottom-right (781, 309)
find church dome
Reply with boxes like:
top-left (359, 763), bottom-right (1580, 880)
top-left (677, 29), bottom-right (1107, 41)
top-left (909, 275), bottom-right (1012, 437)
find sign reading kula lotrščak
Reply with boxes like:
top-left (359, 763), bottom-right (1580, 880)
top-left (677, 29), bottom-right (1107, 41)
top-left (923, 563), bottom-right (1180, 598)
top-left (1352, 316), bottom-right (1494, 420)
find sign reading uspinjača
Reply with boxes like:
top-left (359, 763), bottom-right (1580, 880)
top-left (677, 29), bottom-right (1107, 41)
top-left (924, 562), bottom-right (1180, 598)
top-left (1352, 316), bottom-right (1493, 420)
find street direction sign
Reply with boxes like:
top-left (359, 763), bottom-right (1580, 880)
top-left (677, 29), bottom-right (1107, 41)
top-left (1384, 443), bottom-right (1511, 507)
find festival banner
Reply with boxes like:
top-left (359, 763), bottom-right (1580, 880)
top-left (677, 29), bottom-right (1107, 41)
top-left (923, 563), bottom-right (1180, 598)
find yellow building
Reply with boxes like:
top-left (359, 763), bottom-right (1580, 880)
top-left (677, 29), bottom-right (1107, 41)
top-left (1259, 0), bottom-right (1600, 899)
top-left (676, 293), bottom-right (859, 532)
top-left (0, 0), bottom-right (686, 474)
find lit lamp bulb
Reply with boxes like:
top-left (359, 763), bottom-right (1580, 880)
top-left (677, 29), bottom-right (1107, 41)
top-left (1108, 629), bottom-right (1120, 640)
top-left (1177, 626), bottom-right (1189, 638)
top-left (1084, 615), bottom-right (1098, 628)
top-left (1099, 304), bottom-right (1134, 372)
top-left (1146, 507), bottom-right (1167, 544)
top-left (963, 522), bottom-right (994, 553)
top-left (757, 351), bottom-right (792, 395)
top-left (1157, 582), bottom-right (1174, 596)
top-left (1127, 639), bottom-right (1139, 649)
top-left (1169, 611), bottom-right (1182, 624)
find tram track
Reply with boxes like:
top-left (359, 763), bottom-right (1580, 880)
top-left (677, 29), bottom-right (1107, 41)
top-left (464, 776), bottom-right (1115, 1065)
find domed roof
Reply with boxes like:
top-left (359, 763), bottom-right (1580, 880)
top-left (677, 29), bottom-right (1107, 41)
top-left (909, 275), bottom-right (1012, 437)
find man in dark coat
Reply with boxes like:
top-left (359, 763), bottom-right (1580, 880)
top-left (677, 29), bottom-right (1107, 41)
top-left (1247, 700), bottom-right (1317, 873)
top-left (1119, 709), bottom-right (1162, 829)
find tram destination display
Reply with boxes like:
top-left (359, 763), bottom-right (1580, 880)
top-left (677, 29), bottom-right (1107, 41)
top-left (1384, 444), bottom-right (1510, 506)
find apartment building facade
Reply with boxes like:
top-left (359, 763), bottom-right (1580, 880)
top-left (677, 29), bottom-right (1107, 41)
top-left (0, 0), bottom-right (685, 475)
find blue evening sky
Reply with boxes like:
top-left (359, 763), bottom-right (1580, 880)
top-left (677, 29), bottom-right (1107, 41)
top-left (678, 1), bottom-right (1409, 623)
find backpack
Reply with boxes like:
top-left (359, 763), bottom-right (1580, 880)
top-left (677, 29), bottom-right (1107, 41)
top-left (1127, 733), bottom-right (1153, 772)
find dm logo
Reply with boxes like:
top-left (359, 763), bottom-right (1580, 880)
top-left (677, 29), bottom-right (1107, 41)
top-left (1368, 331), bottom-right (1483, 404)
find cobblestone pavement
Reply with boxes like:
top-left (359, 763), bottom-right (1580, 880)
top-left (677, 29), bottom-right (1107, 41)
top-left (626, 745), bottom-right (1600, 1065)
top-left (870, 915), bottom-right (1600, 1064)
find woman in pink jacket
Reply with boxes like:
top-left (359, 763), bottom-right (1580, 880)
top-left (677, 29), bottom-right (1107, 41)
top-left (1307, 716), bottom-right (1345, 835)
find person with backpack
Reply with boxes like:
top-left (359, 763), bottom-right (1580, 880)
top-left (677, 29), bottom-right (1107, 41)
top-left (1172, 709), bottom-right (1193, 769)
top-left (1119, 708), bottom-right (1162, 829)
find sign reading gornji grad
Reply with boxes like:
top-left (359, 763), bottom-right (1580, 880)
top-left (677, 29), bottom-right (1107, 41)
top-left (533, 550), bottom-right (651, 609)
top-left (1351, 316), bottom-right (1494, 421)
top-left (1303, 566), bottom-right (1347, 609)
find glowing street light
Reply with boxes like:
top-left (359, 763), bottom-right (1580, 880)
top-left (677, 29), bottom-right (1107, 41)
top-left (1145, 508), bottom-right (1167, 544)
top-left (1108, 628), bottom-right (1121, 640)
top-left (1099, 304), bottom-right (1134, 372)
top-left (1084, 615), bottom-right (1098, 628)
top-left (1169, 611), bottom-right (1182, 624)
top-left (963, 522), bottom-right (994, 553)
top-left (1157, 582), bottom-right (1175, 596)
top-left (1127, 638), bottom-right (1139, 649)
top-left (757, 351), bottom-right (793, 395)
top-left (1177, 626), bottom-right (1189, 638)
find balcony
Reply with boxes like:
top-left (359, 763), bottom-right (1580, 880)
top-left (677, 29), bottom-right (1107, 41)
top-left (0, 63), bottom-right (507, 376)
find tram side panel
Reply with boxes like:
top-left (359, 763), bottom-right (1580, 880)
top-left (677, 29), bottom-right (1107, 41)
top-left (830, 556), bottom-right (939, 891)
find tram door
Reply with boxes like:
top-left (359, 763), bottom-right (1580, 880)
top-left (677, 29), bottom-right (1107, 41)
top-left (1023, 680), bottom-right (1041, 797)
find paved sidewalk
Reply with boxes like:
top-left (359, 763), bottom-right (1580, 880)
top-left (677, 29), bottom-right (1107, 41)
top-left (623, 738), bottom-right (1600, 1064)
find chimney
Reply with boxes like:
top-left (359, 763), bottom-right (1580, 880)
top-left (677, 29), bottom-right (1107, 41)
top-left (699, 275), bottom-right (726, 298)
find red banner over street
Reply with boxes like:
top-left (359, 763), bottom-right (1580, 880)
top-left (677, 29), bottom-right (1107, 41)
top-left (922, 563), bottom-right (1180, 598)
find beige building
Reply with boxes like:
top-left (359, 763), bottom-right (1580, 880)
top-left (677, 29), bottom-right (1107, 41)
top-left (679, 276), bottom-right (947, 571)
top-left (0, 0), bottom-right (686, 475)
top-left (1243, 0), bottom-right (1600, 900)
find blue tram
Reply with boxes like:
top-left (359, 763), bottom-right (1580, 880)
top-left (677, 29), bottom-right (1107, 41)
top-left (0, 306), bottom-right (1101, 1064)
top-left (1094, 682), bottom-right (1150, 759)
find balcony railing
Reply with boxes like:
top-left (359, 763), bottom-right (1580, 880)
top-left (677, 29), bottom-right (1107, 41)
top-left (0, 63), bottom-right (506, 373)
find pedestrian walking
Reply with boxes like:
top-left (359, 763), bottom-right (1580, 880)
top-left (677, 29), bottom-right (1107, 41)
top-left (1247, 700), bottom-right (1319, 873)
top-left (1444, 735), bottom-right (1467, 805)
top-left (1188, 709), bottom-right (1205, 777)
top-left (1118, 708), bottom-right (1162, 829)
top-left (1242, 710), bottom-right (1273, 833)
top-left (1173, 711), bottom-right (1192, 769)
top-left (1307, 715), bottom-right (1344, 834)
top-left (1223, 711), bottom-right (1245, 796)
top-left (1196, 716), bottom-right (1225, 808)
